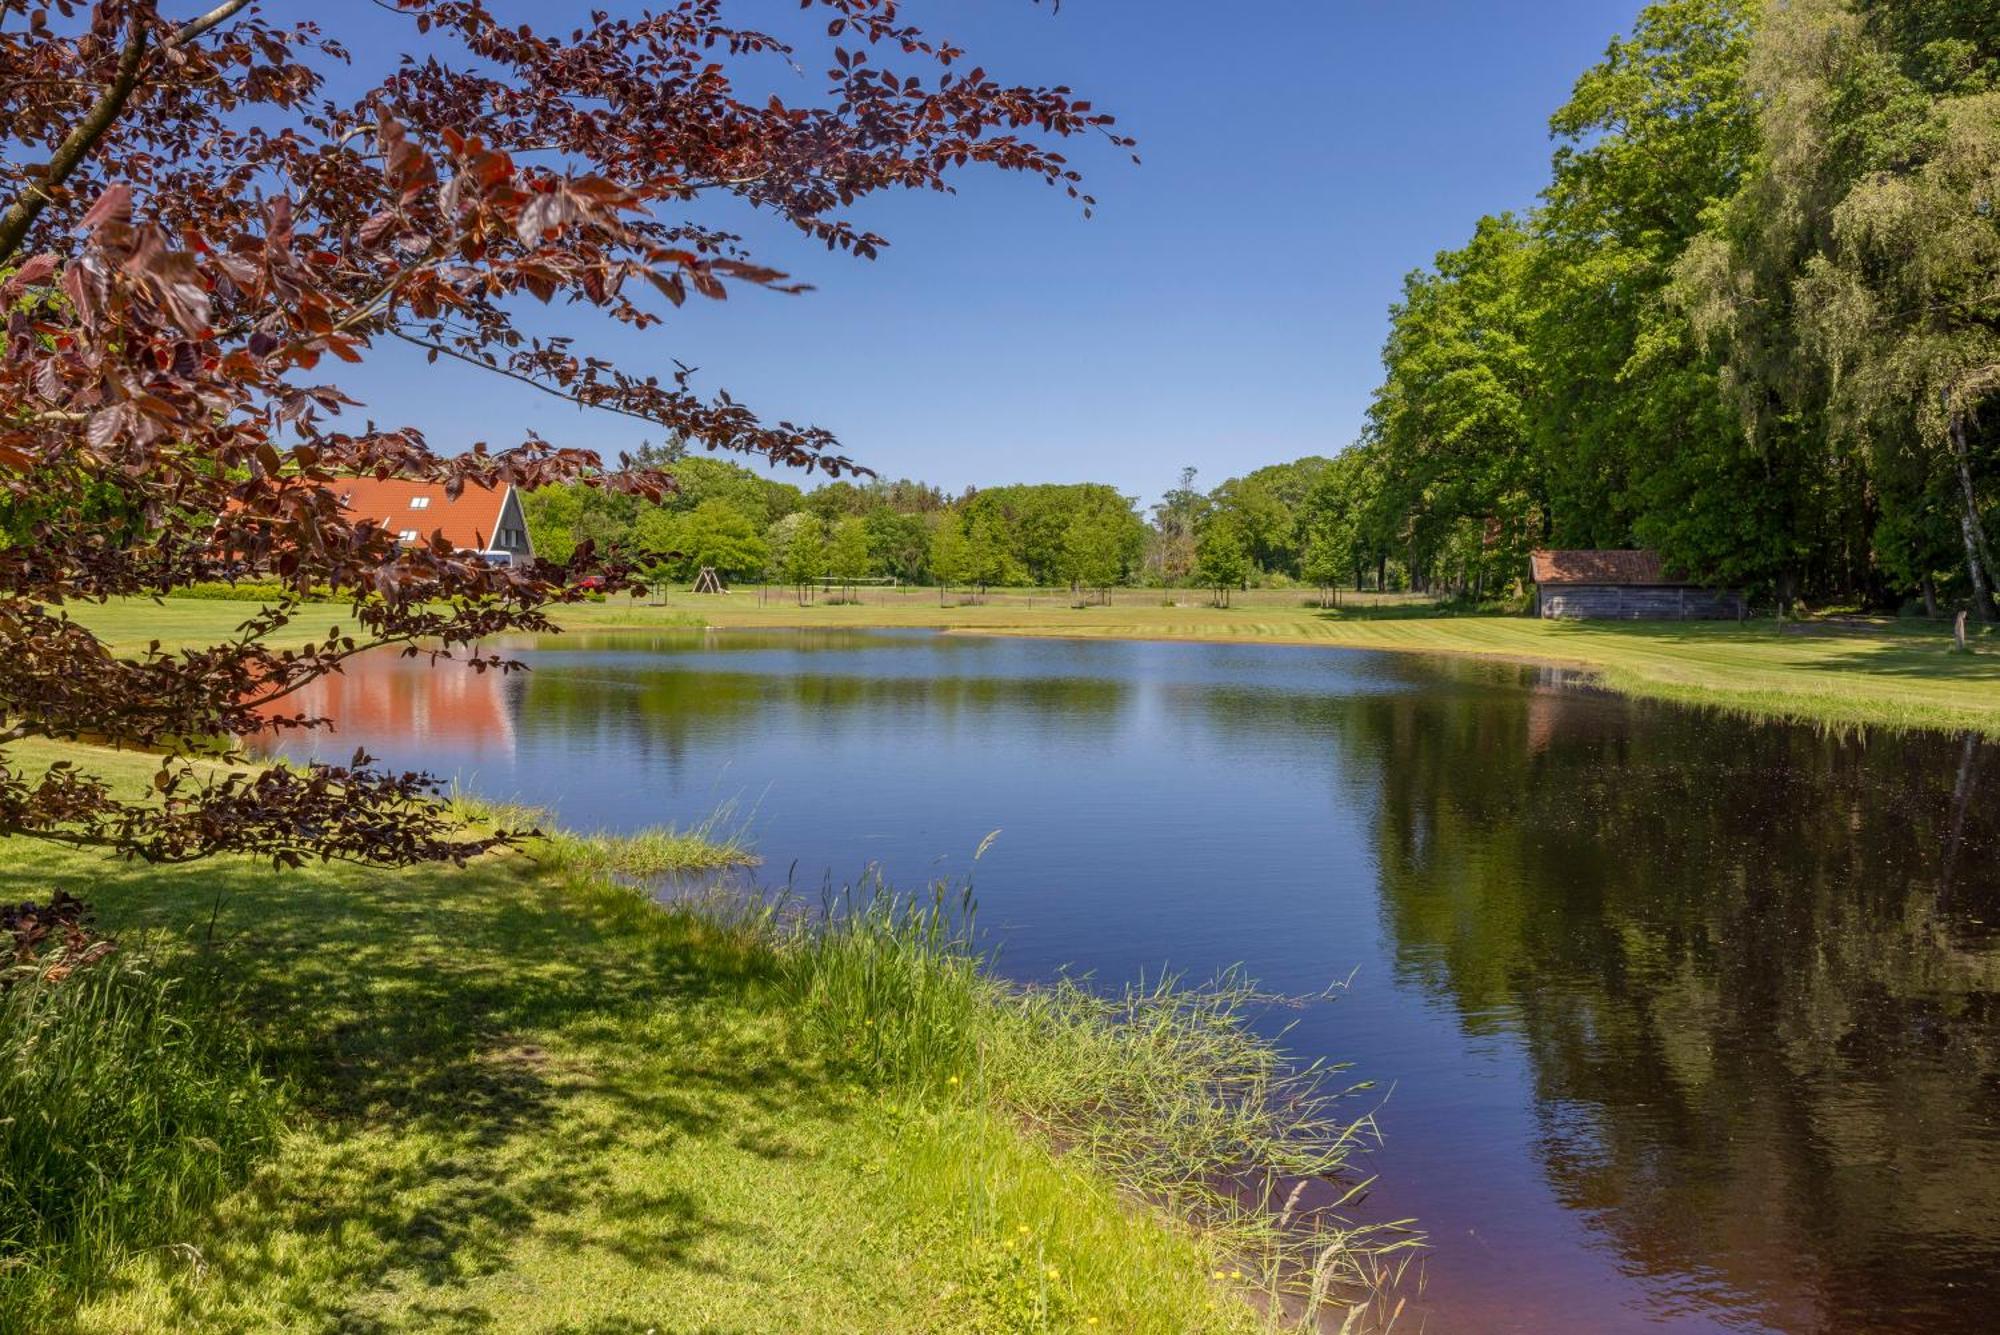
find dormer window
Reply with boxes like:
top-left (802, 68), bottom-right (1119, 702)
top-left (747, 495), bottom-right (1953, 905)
top-left (409, 496), bottom-right (431, 509)
top-left (397, 529), bottom-right (419, 542)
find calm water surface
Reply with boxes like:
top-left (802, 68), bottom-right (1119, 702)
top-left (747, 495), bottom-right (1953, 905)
top-left (259, 629), bottom-right (2000, 1334)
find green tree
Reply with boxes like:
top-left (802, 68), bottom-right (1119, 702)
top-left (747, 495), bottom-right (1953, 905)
top-left (863, 509), bottom-right (932, 583)
top-left (1533, 0), bottom-right (1759, 562)
top-left (965, 509), bottom-right (1026, 589)
top-left (1194, 519), bottom-right (1249, 607)
top-left (768, 512), bottom-right (828, 592)
top-left (1062, 507), bottom-right (1125, 600)
top-left (1300, 532), bottom-right (1345, 605)
top-left (1367, 214), bottom-right (1540, 594)
top-left (637, 499), bottom-right (769, 583)
top-left (826, 515), bottom-right (875, 585)
top-left (929, 514), bottom-right (972, 603)
top-left (1676, 0), bottom-right (2000, 613)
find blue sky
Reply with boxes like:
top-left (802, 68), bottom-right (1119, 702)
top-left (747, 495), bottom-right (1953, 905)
top-left (337, 1), bottom-right (1647, 505)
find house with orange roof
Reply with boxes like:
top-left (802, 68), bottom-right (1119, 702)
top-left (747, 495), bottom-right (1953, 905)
top-left (332, 476), bottom-right (534, 567)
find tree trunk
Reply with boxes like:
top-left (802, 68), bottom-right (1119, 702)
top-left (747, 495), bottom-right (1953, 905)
top-left (1921, 572), bottom-right (1938, 619)
top-left (1950, 414), bottom-right (1998, 622)
top-left (1376, 554), bottom-right (1386, 592)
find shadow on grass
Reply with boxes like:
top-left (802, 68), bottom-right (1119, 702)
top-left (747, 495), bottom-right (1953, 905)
top-left (0, 849), bottom-right (842, 1332)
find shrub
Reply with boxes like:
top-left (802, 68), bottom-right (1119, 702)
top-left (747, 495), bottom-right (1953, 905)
top-left (172, 580), bottom-right (345, 603)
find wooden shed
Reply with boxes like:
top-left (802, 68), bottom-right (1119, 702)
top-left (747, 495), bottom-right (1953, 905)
top-left (1529, 550), bottom-right (1743, 620)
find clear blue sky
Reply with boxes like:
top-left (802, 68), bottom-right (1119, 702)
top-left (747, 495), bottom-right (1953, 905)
top-left (336, 1), bottom-right (1646, 506)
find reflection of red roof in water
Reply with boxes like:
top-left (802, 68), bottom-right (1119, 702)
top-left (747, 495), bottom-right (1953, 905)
top-left (260, 657), bottom-right (516, 757)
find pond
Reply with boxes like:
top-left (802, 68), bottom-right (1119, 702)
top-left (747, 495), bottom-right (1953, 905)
top-left (257, 628), bottom-right (2000, 1333)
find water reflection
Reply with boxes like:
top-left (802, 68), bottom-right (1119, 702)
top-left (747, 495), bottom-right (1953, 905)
top-left (1325, 677), bottom-right (2000, 1332)
top-left (258, 629), bottom-right (2000, 1333)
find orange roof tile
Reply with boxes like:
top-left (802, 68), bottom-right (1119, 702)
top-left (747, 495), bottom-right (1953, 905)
top-left (331, 477), bottom-right (510, 552)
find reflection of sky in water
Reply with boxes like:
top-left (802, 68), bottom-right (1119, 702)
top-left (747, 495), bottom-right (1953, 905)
top-left (259, 628), bottom-right (2000, 1335)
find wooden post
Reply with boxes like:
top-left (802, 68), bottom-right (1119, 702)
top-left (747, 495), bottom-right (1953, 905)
top-left (1955, 609), bottom-right (1969, 653)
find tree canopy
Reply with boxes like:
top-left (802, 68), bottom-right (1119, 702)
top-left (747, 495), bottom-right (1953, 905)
top-left (1325, 0), bottom-right (1999, 613)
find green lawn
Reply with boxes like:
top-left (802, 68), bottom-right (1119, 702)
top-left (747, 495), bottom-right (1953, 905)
top-left (61, 592), bottom-right (2000, 737)
top-left (589, 592), bottom-right (2000, 738)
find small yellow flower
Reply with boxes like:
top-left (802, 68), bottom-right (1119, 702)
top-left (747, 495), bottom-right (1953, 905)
top-left (1046, 1267), bottom-right (1060, 1280)
top-left (1003, 1238), bottom-right (1016, 1250)
top-left (1086, 1320), bottom-right (1099, 1328)
top-left (1229, 1269), bottom-right (1243, 1280)
top-left (1211, 1271), bottom-right (1226, 1281)
top-left (1016, 1224), bottom-right (1031, 1235)
top-left (947, 1074), bottom-right (960, 1085)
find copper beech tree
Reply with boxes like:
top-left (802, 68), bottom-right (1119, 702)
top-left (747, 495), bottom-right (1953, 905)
top-left (0, 0), bottom-right (1126, 866)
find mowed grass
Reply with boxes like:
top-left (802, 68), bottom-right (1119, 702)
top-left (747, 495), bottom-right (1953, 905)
top-left (58, 591), bottom-right (2000, 737)
top-left (568, 590), bottom-right (2000, 739)
top-left (0, 739), bottom-right (1349, 1333)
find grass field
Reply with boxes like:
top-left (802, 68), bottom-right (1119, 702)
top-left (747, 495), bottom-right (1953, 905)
top-left (57, 589), bottom-right (2000, 737)
top-left (573, 589), bottom-right (2000, 739)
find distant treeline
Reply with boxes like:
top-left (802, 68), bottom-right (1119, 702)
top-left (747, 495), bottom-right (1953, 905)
top-left (522, 445), bottom-right (1337, 592)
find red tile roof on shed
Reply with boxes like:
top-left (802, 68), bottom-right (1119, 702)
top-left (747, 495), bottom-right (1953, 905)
top-left (1530, 549), bottom-right (1668, 585)
top-left (332, 477), bottom-right (510, 552)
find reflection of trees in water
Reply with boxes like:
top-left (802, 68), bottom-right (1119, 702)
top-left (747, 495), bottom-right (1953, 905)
top-left (511, 662), bottom-right (1134, 773)
top-left (1321, 679), bottom-right (2000, 1331)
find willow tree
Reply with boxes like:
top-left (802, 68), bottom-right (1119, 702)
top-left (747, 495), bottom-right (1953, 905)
top-left (0, 0), bottom-right (1124, 865)
top-left (1677, 0), bottom-right (2000, 615)
top-left (1797, 61), bottom-right (2000, 616)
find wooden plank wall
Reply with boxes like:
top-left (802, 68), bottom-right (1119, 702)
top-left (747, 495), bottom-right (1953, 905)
top-left (1538, 585), bottom-right (1745, 620)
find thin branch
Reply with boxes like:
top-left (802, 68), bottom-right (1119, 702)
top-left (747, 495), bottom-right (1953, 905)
top-left (173, 0), bottom-right (255, 48)
top-left (388, 327), bottom-right (686, 429)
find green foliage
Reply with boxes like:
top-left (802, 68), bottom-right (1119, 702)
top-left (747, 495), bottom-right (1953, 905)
top-left (929, 514), bottom-right (972, 590)
top-left (636, 498), bottom-right (770, 582)
top-left (1337, 0), bottom-right (1998, 612)
top-left (862, 508), bottom-right (934, 583)
top-left (957, 484), bottom-right (1142, 587)
top-left (768, 511), bottom-right (828, 586)
top-left (826, 515), bottom-right (875, 582)
top-left (1194, 519), bottom-right (1249, 595)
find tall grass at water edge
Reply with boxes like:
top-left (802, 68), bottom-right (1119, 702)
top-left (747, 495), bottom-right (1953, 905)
top-left (779, 873), bottom-right (1422, 1329)
top-left (0, 951), bottom-right (280, 1330)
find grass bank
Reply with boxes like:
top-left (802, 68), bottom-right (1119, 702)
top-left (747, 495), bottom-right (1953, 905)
top-left (560, 590), bottom-right (2000, 740)
top-left (0, 740), bottom-right (1397, 1333)
top-left (64, 591), bottom-right (1999, 739)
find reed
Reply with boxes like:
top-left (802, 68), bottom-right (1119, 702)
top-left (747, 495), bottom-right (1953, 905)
top-left (0, 950), bottom-right (280, 1328)
top-left (774, 874), bottom-right (1420, 1328)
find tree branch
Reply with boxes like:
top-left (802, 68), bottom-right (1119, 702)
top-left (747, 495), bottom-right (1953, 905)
top-left (0, 0), bottom-right (255, 266)
top-left (0, 17), bottom-right (149, 265)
